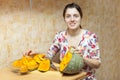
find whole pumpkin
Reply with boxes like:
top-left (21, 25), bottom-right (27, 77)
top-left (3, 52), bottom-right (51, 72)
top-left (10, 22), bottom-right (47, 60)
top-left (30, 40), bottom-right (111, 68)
top-left (60, 47), bottom-right (84, 74)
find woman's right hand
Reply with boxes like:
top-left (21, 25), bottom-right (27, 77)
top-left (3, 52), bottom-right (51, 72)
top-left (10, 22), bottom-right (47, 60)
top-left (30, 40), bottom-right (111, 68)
top-left (24, 50), bottom-right (37, 56)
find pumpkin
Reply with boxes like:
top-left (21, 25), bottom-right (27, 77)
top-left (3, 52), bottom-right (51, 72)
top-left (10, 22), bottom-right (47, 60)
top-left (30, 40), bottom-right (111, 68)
top-left (12, 55), bottom-right (38, 73)
top-left (19, 65), bottom-right (28, 74)
top-left (12, 59), bottom-right (29, 74)
top-left (20, 56), bottom-right (38, 71)
top-left (60, 47), bottom-right (84, 74)
top-left (12, 53), bottom-right (50, 73)
top-left (21, 56), bottom-right (32, 66)
top-left (12, 59), bottom-right (23, 68)
top-left (37, 58), bottom-right (50, 72)
top-left (27, 59), bottom-right (38, 71)
top-left (33, 54), bottom-right (50, 72)
top-left (33, 54), bottom-right (45, 63)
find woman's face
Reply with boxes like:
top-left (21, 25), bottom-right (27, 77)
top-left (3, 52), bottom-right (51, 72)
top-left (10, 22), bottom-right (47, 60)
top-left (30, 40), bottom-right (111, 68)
top-left (64, 8), bottom-right (81, 30)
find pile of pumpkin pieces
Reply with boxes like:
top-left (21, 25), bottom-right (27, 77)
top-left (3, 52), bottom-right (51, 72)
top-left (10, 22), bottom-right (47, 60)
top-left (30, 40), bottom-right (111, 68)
top-left (12, 53), bottom-right (50, 74)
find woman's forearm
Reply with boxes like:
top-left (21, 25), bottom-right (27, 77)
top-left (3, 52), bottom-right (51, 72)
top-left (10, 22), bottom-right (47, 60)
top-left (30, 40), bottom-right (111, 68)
top-left (83, 57), bottom-right (101, 69)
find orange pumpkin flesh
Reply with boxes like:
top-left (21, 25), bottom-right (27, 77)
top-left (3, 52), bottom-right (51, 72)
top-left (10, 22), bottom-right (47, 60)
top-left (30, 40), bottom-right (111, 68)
top-left (60, 50), bottom-right (72, 71)
top-left (12, 59), bottom-right (23, 68)
top-left (20, 65), bottom-right (28, 74)
top-left (33, 54), bottom-right (45, 63)
top-left (12, 53), bottom-right (50, 73)
top-left (38, 58), bottom-right (50, 72)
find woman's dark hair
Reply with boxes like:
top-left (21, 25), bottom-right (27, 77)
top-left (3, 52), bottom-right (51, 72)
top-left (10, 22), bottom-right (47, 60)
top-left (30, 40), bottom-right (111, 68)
top-left (63, 3), bottom-right (83, 28)
top-left (63, 3), bottom-right (83, 18)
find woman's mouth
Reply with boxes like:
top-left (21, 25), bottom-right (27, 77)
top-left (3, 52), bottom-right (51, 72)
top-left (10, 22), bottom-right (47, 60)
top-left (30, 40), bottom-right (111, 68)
top-left (69, 23), bottom-right (76, 27)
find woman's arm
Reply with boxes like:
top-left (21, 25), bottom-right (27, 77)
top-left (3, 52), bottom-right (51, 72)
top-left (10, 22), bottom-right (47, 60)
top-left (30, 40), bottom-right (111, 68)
top-left (75, 49), bottom-right (101, 69)
top-left (46, 32), bottom-right (61, 60)
top-left (83, 57), bottom-right (101, 69)
top-left (83, 33), bottom-right (101, 69)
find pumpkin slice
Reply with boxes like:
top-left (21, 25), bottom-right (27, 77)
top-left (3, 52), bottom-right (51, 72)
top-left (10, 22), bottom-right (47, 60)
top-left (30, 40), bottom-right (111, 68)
top-left (12, 59), bottom-right (29, 73)
top-left (33, 54), bottom-right (45, 63)
top-left (60, 47), bottom-right (84, 74)
top-left (21, 56), bottom-right (32, 66)
top-left (27, 59), bottom-right (38, 71)
top-left (12, 59), bottom-right (23, 68)
top-left (12, 55), bottom-right (38, 72)
top-left (20, 65), bottom-right (28, 74)
top-left (38, 58), bottom-right (50, 72)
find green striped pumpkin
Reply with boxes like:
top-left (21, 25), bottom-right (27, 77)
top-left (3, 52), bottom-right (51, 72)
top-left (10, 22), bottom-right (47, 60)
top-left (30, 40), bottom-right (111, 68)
top-left (60, 48), bottom-right (84, 74)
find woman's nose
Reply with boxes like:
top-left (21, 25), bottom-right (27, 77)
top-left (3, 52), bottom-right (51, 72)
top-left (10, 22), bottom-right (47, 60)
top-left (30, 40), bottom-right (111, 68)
top-left (70, 17), bottom-right (74, 21)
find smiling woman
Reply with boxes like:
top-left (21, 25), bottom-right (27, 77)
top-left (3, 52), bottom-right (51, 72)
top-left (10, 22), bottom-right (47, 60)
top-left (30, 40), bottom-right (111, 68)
top-left (46, 3), bottom-right (101, 80)
top-left (63, 3), bottom-right (83, 29)
top-left (65, 8), bottom-right (81, 30)
top-left (0, 0), bottom-right (119, 80)
top-left (22, 2), bottom-right (101, 80)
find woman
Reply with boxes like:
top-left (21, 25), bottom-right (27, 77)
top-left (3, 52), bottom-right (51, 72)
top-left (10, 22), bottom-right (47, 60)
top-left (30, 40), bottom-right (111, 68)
top-left (25, 3), bottom-right (101, 80)
top-left (47, 3), bottom-right (101, 80)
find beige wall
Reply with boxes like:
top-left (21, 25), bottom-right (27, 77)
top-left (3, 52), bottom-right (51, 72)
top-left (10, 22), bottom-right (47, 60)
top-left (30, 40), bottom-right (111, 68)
top-left (0, 0), bottom-right (119, 80)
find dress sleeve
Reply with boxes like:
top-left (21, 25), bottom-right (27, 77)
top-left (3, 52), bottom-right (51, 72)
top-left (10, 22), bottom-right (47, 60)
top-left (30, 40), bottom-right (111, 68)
top-left (47, 32), bottom-right (61, 60)
top-left (87, 33), bottom-right (101, 62)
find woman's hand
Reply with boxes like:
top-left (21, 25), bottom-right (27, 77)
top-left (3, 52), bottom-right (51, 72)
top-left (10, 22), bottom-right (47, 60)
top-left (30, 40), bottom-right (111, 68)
top-left (72, 48), bottom-right (101, 69)
top-left (24, 50), bottom-right (37, 56)
top-left (72, 48), bottom-right (83, 58)
top-left (83, 57), bottom-right (101, 69)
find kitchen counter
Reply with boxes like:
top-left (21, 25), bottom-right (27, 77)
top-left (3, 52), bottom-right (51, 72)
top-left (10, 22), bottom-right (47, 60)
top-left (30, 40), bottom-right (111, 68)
top-left (0, 63), bottom-right (87, 80)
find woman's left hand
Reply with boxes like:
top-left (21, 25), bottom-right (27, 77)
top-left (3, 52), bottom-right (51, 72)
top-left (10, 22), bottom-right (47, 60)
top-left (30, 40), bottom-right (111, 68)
top-left (74, 49), bottom-right (83, 57)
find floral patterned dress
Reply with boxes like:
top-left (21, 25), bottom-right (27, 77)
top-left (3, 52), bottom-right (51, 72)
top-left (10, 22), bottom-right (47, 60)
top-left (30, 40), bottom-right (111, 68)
top-left (47, 29), bottom-right (101, 80)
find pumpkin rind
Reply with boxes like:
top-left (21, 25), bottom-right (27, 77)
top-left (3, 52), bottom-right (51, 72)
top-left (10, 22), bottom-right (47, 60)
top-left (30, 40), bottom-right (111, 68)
top-left (60, 48), bottom-right (84, 74)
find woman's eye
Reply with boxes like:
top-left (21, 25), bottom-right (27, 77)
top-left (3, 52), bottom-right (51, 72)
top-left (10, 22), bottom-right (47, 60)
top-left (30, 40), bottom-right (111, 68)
top-left (74, 14), bottom-right (79, 18)
top-left (66, 15), bottom-right (71, 18)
